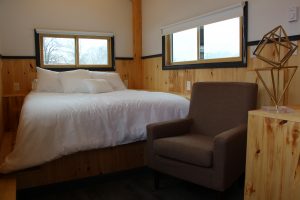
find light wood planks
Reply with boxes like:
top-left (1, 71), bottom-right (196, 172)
top-left (115, 59), bottom-right (135, 88)
top-left (2, 59), bottom-right (36, 96)
top-left (244, 110), bottom-right (300, 200)
top-left (3, 96), bottom-right (25, 132)
top-left (0, 132), bottom-right (16, 164)
top-left (142, 56), bottom-right (271, 105)
top-left (1, 59), bottom-right (35, 132)
top-left (142, 41), bottom-right (300, 107)
top-left (248, 109), bottom-right (300, 123)
top-left (1, 59), bottom-right (135, 96)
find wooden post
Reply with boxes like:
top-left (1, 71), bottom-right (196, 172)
top-left (0, 56), bottom-right (3, 140)
top-left (132, 0), bottom-right (143, 89)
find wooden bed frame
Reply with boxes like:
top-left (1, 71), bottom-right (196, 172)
top-left (0, 132), bottom-right (145, 189)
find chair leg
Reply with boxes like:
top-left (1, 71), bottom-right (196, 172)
top-left (154, 171), bottom-right (160, 189)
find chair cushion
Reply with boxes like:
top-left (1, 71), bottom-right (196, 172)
top-left (153, 134), bottom-right (214, 167)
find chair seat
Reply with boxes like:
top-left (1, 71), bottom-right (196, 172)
top-left (153, 134), bottom-right (214, 167)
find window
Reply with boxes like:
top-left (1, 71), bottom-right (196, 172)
top-left (78, 38), bottom-right (108, 65)
top-left (35, 30), bottom-right (114, 70)
top-left (201, 17), bottom-right (240, 60)
top-left (43, 37), bottom-right (76, 65)
top-left (162, 2), bottom-right (247, 69)
top-left (172, 28), bottom-right (198, 62)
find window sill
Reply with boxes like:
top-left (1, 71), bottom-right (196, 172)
top-left (162, 61), bottom-right (247, 70)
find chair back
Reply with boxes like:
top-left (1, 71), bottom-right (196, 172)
top-left (188, 82), bottom-right (258, 137)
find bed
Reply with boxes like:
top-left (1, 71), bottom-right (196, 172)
top-left (0, 68), bottom-right (189, 188)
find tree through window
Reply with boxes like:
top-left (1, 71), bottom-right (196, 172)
top-left (37, 30), bottom-right (113, 69)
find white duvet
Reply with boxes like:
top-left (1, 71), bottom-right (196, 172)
top-left (0, 90), bottom-right (189, 173)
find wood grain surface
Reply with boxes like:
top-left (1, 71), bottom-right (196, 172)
top-left (142, 41), bottom-right (300, 107)
top-left (244, 111), bottom-right (300, 200)
top-left (0, 131), bottom-right (145, 190)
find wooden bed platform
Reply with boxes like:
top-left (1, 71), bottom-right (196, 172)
top-left (0, 132), bottom-right (17, 199)
top-left (0, 132), bottom-right (146, 190)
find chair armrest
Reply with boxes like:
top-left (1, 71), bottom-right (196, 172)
top-left (146, 118), bottom-right (193, 166)
top-left (214, 124), bottom-right (247, 146)
top-left (147, 118), bottom-right (193, 141)
top-left (213, 124), bottom-right (247, 189)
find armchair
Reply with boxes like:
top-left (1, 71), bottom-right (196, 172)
top-left (146, 82), bottom-right (258, 192)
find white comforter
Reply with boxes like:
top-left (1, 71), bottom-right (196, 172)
top-left (0, 90), bottom-right (189, 173)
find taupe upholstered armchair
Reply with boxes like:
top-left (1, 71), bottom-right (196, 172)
top-left (146, 82), bottom-right (258, 193)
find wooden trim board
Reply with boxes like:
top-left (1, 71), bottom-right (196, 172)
top-left (0, 132), bottom-right (16, 200)
top-left (0, 131), bottom-right (145, 189)
top-left (0, 57), bottom-right (3, 140)
top-left (0, 130), bottom-right (145, 190)
top-left (132, 0), bottom-right (143, 89)
top-left (16, 141), bottom-right (145, 189)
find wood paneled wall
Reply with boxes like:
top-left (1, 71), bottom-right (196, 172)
top-left (1, 59), bottom-right (135, 131)
top-left (142, 41), bottom-right (300, 107)
top-left (1, 59), bottom-right (135, 96)
top-left (1, 41), bottom-right (300, 131)
top-left (2, 59), bottom-right (36, 96)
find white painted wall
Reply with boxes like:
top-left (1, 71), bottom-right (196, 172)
top-left (0, 0), bottom-right (133, 57)
top-left (249, 0), bottom-right (300, 41)
top-left (142, 0), bottom-right (300, 56)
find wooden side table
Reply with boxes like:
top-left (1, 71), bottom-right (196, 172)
top-left (244, 109), bottom-right (300, 200)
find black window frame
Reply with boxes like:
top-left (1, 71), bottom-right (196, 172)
top-left (35, 29), bottom-right (115, 72)
top-left (162, 1), bottom-right (248, 70)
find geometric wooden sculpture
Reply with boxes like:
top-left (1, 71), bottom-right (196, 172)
top-left (253, 26), bottom-right (298, 111)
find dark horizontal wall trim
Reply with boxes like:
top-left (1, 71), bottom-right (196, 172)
top-left (115, 57), bottom-right (134, 60)
top-left (45, 67), bottom-right (115, 72)
top-left (142, 54), bottom-right (162, 59)
top-left (248, 34), bottom-right (300, 46)
top-left (1, 56), bottom-right (134, 61)
top-left (0, 54), bottom-right (2, 59)
top-left (163, 61), bottom-right (247, 70)
top-left (2, 56), bottom-right (36, 59)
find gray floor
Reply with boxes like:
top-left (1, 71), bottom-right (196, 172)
top-left (18, 168), bottom-right (244, 200)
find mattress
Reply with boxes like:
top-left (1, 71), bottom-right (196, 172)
top-left (0, 90), bottom-right (189, 173)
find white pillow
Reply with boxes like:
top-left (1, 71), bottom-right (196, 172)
top-left (83, 79), bottom-right (114, 93)
top-left (59, 69), bottom-right (91, 93)
top-left (90, 71), bottom-right (126, 91)
top-left (60, 78), bottom-right (89, 93)
top-left (32, 79), bottom-right (38, 91)
top-left (36, 67), bottom-right (63, 93)
top-left (59, 69), bottom-right (91, 79)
